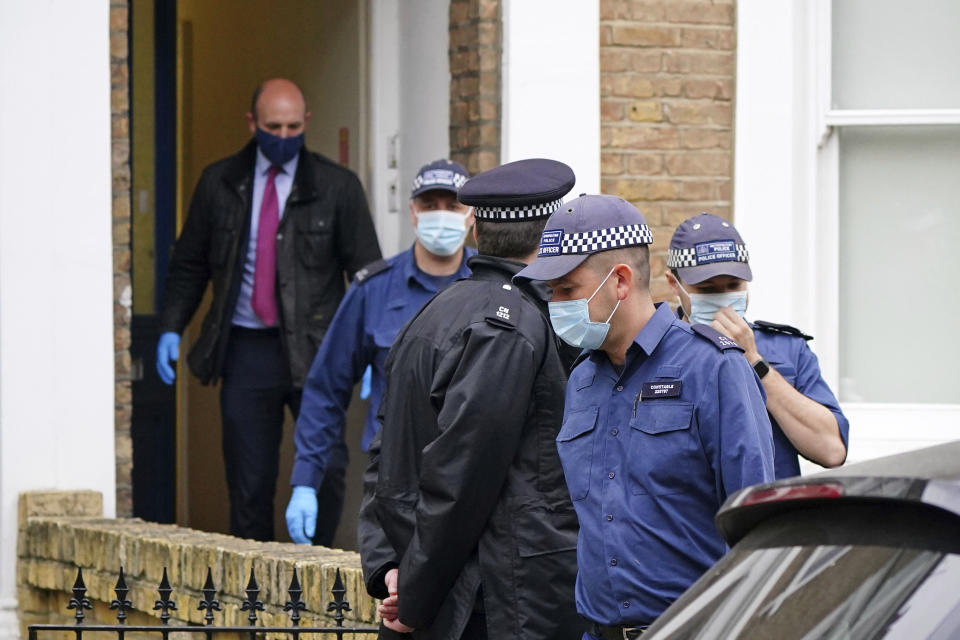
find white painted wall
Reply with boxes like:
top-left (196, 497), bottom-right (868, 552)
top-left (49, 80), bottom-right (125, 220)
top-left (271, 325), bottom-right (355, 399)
top-left (368, 0), bottom-right (452, 257)
top-left (0, 3), bottom-right (116, 637)
top-left (501, 0), bottom-right (600, 197)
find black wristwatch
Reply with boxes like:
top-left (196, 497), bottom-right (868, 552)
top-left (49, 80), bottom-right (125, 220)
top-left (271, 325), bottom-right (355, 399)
top-left (752, 358), bottom-right (771, 379)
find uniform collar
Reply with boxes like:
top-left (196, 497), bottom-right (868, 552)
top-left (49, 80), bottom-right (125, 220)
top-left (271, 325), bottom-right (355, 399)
top-left (632, 302), bottom-right (677, 356)
top-left (404, 245), bottom-right (474, 291)
top-left (466, 254), bottom-right (527, 280)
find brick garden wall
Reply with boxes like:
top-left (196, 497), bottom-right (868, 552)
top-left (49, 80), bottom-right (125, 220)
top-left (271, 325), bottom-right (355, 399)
top-left (599, 0), bottom-right (736, 301)
top-left (449, 0), bottom-right (501, 174)
top-left (17, 492), bottom-right (376, 638)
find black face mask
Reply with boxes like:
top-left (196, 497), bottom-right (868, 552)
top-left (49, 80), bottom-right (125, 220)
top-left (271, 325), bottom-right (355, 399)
top-left (255, 128), bottom-right (304, 165)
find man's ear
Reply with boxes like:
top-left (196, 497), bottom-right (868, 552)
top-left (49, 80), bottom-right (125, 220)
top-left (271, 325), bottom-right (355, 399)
top-left (613, 264), bottom-right (633, 301)
top-left (409, 200), bottom-right (418, 228)
top-left (246, 112), bottom-right (257, 135)
top-left (665, 270), bottom-right (681, 297)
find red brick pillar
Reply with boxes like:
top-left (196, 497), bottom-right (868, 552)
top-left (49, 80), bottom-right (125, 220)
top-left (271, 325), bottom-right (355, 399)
top-left (600, 0), bottom-right (736, 301)
top-left (449, 0), bottom-right (502, 175)
top-left (110, 0), bottom-right (133, 517)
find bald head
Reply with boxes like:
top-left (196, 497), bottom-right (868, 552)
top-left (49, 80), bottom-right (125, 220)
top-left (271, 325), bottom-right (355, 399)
top-left (246, 78), bottom-right (310, 138)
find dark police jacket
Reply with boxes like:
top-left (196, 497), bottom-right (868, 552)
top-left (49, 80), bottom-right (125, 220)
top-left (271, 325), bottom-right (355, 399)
top-left (358, 255), bottom-right (583, 640)
top-left (158, 140), bottom-right (381, 387)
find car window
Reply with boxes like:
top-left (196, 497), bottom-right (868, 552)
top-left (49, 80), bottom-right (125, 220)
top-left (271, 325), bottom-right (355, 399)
top-left (647, 545), bottom-right (960, 639)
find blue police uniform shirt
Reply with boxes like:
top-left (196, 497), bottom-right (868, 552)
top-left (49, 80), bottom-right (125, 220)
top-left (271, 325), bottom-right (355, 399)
top-left (752, 325), bottom-right (850, 478)
top-left (558, 303), bottom-right (774, 628)
top-left (290, 245), bottom-right (475, 488)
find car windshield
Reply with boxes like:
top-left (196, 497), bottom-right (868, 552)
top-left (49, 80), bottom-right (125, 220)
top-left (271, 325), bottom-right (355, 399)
top-left (647, 544), bottom-right (960, 639)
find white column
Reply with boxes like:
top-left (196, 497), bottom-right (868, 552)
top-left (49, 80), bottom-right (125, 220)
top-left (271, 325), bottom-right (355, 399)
top-left (0, 3), bottom-right (116, 637)
top-left (501, 0), bottom-right (601, 196)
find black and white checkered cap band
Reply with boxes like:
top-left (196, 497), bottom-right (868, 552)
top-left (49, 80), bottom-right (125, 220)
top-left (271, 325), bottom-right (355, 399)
top-left (411, 171), bottom-right (469, 192)
top-left (556, 224), bottom-right (653, 254)
top-left (667, 244), bottom-right (749, 268)
top-left (474, 198), bottom-right (564, 221)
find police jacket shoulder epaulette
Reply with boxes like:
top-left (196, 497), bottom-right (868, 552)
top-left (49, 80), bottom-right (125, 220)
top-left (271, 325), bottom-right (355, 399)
top-left (753, 320), bottom-right (813, 341)
top-left (691, 324), bottom-right (745, 352)
top-left (483, 282), bottom-right (520, 330)
top-left (353, 258), bottom-right (391, 285)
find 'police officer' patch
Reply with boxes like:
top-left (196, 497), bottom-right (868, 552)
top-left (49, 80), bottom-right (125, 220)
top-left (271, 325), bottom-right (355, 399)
top-left (695, 240), bottom-right (737, 265)
top-left (538, 229), bottom-right (563, 256)
top-left (641, 381), bottom-right (682, 399)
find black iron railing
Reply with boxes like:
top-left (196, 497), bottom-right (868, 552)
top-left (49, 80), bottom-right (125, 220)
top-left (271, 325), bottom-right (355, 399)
top-left (29, 564), bottom-right (379, 639)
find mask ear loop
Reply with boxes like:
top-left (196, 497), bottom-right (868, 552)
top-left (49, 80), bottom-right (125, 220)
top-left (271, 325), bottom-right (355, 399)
top-left (587, 267), bottom-right (622, 323)
top-left (674, 280), bottom-right (692, 319)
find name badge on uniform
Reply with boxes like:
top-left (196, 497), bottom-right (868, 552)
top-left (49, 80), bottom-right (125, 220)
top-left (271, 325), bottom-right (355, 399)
top-left (641, 381), bottom-right (682, 399)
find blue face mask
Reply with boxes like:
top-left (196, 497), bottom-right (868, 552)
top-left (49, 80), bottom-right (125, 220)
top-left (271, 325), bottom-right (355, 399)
top-left (548, 268), bottom-right (621, 350)
top-left (415, 210), bottom-right (470, 256)
top-left (255, 128), bottom-right (304, 165)
top-left (677, 282), bottom-right (748, 325)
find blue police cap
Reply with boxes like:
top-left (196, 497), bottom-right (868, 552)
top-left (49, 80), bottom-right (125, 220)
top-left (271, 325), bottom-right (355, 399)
top-left (514, 194), bottom-right (653, 282)
top-left (667, 212), bottom-right (752, 284)
top-left (458, 158), bottom-right (575, 221)
top-left (411, 159), bottom-right (470, 198)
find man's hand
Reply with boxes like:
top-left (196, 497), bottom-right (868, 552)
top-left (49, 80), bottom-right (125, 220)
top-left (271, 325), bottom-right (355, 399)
top-left (711, 307), bottom-right (761, 363)
top-left (156, 332), bottom-right (181, 385)
top-left (380, 568), bottom-right (414, 633)
top-left (285, 485), bottom-right (318, 544)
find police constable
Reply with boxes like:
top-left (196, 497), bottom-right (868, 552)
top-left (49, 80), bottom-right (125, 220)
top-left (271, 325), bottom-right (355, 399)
top-left (285, 159), bottom-right (475, 545)
top-left (665, 212), bottom-right (849, 477)
top-left (514, 195), bottom-right (775, 637)
top-left (358, 159), bottom-right (583, 640)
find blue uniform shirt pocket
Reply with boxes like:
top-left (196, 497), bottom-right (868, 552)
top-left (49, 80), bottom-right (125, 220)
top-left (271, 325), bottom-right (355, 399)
top-left (556, 406), bottom-right (598, 501)
top-left (629, 402), bottom-right (697, 495)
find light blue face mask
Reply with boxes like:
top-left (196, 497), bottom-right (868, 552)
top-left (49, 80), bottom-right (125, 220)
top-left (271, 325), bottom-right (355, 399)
top-left (415, 210), bottom-right (470, 256)
top-left (677, 282), bottom-right (748, 325)
top-left (548, 268), bottom-right (621, 350)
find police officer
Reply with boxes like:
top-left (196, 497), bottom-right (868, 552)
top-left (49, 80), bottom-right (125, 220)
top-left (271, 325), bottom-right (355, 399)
top-left (285, 159), bottom-right (475, 545)
top-left (358, 159), bottom-right (583, 640)
top-left (514, 195), bottom-right (775, 638)
top-left (665, 212), bottom-right (849, 478)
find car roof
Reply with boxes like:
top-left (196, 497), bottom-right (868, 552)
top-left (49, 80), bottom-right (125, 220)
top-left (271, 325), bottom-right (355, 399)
top-left (808, 440), bottom-right (960, 481)
top-left (716, 440), bottom-right (960, 545)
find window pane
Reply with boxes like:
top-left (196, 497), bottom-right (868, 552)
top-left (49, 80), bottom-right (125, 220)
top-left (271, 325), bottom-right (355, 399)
top-left (838, 126), bottom-right (960, 403)
top-left (832, 0), bottom-right (960, 109)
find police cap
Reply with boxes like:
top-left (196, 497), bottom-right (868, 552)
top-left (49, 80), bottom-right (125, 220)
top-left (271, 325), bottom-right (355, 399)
top-left (514, 194), bottom-right (653, 282)
top-left (458, 158), bottom-right (575, 222)
top-left (411, 158), bottom-right (471, 198)
top-left (667, 212), bottom-right (752, 284)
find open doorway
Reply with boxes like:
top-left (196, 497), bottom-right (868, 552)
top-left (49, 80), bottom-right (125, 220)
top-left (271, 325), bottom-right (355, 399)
top-left (130, 0), bottom-right (371, 549)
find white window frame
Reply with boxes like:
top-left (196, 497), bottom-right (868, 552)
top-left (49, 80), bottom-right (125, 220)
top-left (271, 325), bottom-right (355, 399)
top-left (735, 0), bottom-right (960, 466)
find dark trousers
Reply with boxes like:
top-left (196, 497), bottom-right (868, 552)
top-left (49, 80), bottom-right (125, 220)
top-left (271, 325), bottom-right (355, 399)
top-left (220, 327), bottom-right (345, 542)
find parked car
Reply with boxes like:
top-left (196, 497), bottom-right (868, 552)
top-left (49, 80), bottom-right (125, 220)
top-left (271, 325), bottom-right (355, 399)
top-left (645, 441), bottom-right (960, 639)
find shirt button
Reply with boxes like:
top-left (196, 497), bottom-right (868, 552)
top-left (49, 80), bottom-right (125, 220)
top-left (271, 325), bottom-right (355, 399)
top-left (608, 472), bottom-right (615, 479)
top-left (606, 514), bottom-right (613, 521)
top-left (611, 428), bottom-right (619, 436)
top-left (623, 601), bottom-right (630, 609)
top-left (616, 385), bottom-right (624, 392)
top-left (610, 558), bottom-right (618, 566)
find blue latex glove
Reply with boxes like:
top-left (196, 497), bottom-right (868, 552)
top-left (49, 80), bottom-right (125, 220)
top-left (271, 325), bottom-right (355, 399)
top-left (156, 332), bottom-right (181, 385)
top-left (360, 365), bottom-right (373, 400)
top-left (286, 485), bottom-right (318, 544)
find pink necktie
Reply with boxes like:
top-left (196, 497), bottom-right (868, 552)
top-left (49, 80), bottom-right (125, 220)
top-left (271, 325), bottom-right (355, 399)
top-left (252, 165), bottom-right (281, 326)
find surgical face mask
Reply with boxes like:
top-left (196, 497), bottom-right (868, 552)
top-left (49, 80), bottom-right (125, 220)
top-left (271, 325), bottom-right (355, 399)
top-left (548, 267), bottom-right (621, 350)
top-left (415, 210), bottom-right (470, 256)
top-left (677, 282), bottom-right (747, 325)
top-left (255, 128), bottom-right (304, 165)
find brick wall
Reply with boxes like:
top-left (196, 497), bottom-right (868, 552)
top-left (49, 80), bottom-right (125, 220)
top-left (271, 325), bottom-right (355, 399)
top-left (110, 1), bottom-right (133, 517)
top-left (449, 0), bottom-right (501, 174)
top-left (17, 491), bottom-right (376, 637)
top-left (599, 0), bottom-right (736, 301)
